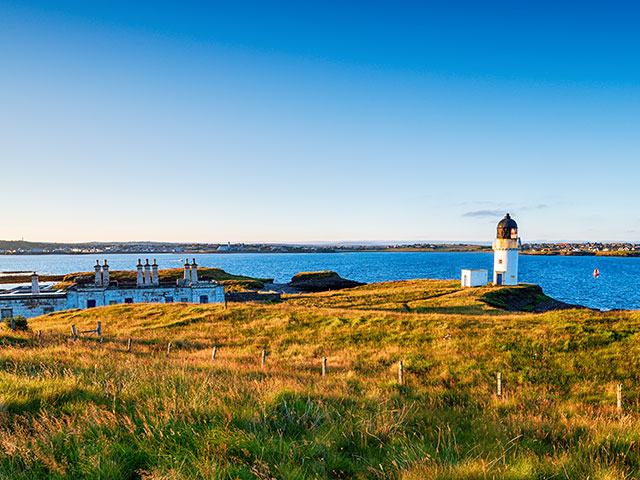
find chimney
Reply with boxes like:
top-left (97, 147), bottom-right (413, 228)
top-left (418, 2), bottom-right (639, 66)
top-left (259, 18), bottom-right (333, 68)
top-left (184, 259), bottom-right (191, 283)
top-left (136, 259), bottom-right (144, 286)
top-left (102, 260), bottom-right (110, 287)
top-left (94, 260), bottom-right (102, 286)
top-left (191, 258), bottom-right (198, 282)
top-left (144, 259), bottom-right (151, 285)
top-left (151, 259), bottom-right (159, 286)
top-left (31, 272), bottom-right (40, 294)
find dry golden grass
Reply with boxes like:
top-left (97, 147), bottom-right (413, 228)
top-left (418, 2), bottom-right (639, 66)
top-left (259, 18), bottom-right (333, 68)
top-left (0, 279), bottom-right (639, 478)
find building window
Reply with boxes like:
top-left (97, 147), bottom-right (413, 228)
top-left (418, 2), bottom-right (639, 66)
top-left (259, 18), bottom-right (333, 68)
top-left (1, 309), bottom-right (13, 319)
top-left (181, 297), bottom-right (188, 303)
top-left (87, 299), bottom-right (97, 308)
top-left (165, 297), bottom-right (173, 303)
top-left (124, 298), bottom-right (133, 304)
top-left (43, 307), bottom-right (54, 314)
top-left (498, 259), bottom-right (503, 264)
top-left (199, 295), bottom-right (208, 304)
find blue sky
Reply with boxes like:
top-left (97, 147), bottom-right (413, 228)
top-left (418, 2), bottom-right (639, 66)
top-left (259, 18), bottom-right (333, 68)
top-left (1, 1), bottom-right (639, 243)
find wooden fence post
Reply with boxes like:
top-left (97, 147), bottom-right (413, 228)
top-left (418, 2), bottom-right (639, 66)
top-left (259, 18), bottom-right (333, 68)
top-left (71, 325), bottom-right (77, 342)
top-left (127, 338), bottom-right (132, 352)
top-left (100, 336), bottom-right (104, 345)
top-left (261, 348), bottom-right (267, 368)
top-left (10, 319), bottom-right (15, 331)
top-left (497, 372), bottom-right (503, 399)
top-left (224, 299), bottom-right (228, 309)
top-left (211, 346), bottom-right (217, 361)
top-left (166, 342), bottom-right (172, 358)
top-left (617, 383), bottom-right (623, 413)
top-left (97, 322), bottom-right (102, 337)
top-left (37, 330), bottom-right (42, 342)
top-left (322, 357), bottom-right (327, 377)
top-left (398, 360), bottom-right (404, 385)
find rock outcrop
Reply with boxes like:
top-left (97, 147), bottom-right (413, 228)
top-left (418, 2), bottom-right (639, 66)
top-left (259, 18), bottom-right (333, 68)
top-left (480, 284), bottom-right (585, 313)
top-left (287, 271), bottom-right (365, 293)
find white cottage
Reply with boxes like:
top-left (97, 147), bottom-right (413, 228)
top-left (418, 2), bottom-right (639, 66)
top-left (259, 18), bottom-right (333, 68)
top-left (0, 273), bottom-right (67, 319)
top-left (0, 259), bottom-right (225, 319)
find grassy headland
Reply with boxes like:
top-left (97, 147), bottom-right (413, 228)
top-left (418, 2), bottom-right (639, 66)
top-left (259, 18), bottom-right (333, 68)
top-left (1, 280), bottom-right (639, 478)
top-left (51, 267), bottom-right (272, 292)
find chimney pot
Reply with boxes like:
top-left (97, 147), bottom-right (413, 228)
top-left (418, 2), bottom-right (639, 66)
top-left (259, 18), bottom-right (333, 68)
top-left (144, 259), bottom-right (151, 285)
top-left (31, 272), bottom-right (40, 294)
top-left (102, 261), bottom-right (110, 287)
top-left (184, 258), bottom-right (191, 283)
top-left (137, 259), bottom-right (144, 286)
top-left (94, 260), bottom-right (102, 286)
top-left (190, 259), bottom-right (198, 282)
top-left (151, 259), bottom-right (159, 286)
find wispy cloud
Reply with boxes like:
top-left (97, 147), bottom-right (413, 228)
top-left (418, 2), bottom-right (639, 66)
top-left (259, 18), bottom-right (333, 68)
top-left (462, 209), bottom-right (505, 218)
top-left (521, 204), bottom-right (549, 211)
top-left (462, 204), bottom-right (550, 218)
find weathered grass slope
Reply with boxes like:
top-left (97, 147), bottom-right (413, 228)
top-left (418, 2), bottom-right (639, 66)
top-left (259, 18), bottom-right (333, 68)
top-left (55, 267), bottom-right (272, 292)
top-left (1, 279), bottom-right (640, 479)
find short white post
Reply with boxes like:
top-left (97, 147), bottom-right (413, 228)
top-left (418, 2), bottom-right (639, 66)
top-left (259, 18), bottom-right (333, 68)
top-left (398, 360), bottom-right (404, 385)
top-left (322, 357), bottom-right (327, 377)
top-left (497, 372), bottom-right (503, 399)
top-left (167, 342), bottom-right (172, 358)
top-left (71, 325), bottom-right (77, 341)
top-left (617, 383), bottom-right (623, 413)
top-left (127, 338), bottom-right (132, 352)
top-left (212, 346), bottom-right (217, 361)
top-left (261, 348), bottom-right (267, 368)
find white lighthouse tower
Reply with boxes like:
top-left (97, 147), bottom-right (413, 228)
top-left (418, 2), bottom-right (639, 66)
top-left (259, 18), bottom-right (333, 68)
top-left (493, 213), bottom-right (519, 286)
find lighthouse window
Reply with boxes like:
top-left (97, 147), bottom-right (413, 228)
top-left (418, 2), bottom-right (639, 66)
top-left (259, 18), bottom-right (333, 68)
top-left (498, 259), bottom-right (503, 264)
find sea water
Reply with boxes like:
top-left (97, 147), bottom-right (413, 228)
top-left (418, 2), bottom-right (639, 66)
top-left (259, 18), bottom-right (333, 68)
top-left (1, 252), bottom-right (638, 311)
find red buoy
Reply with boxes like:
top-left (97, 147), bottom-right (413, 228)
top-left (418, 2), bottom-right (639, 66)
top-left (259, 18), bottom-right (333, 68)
top-left (593, 268), bottom-right (600, 278)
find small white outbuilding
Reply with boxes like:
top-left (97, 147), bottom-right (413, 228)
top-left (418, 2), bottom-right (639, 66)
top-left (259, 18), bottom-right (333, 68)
top-left (461, 269), bottom-right (488, 287)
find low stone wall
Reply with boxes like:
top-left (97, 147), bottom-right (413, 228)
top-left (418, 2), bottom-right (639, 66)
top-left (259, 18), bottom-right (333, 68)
top-left (225, 291), bottom-right (281, 303)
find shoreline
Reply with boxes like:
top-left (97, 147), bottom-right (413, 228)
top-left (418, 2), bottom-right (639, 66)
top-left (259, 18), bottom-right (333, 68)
top-left (3, 249), bottom-right (640, 257)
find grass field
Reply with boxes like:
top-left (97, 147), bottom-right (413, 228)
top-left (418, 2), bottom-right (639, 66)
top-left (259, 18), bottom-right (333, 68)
top-left (1, 280), bottom-right (640, 479)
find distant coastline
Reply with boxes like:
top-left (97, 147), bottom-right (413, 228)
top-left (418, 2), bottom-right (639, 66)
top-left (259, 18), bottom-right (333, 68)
top-left (522, 250), bottom-right (640, 258)
top-left (2, 240), bottom-right (640, 257)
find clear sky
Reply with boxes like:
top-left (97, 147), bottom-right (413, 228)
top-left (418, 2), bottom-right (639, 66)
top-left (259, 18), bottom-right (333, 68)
top-left (1, 1), bottom-right (639, 243)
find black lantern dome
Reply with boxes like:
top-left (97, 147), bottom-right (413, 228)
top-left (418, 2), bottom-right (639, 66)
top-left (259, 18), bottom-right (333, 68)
top-left (497, 213), bottom-right (518, 240)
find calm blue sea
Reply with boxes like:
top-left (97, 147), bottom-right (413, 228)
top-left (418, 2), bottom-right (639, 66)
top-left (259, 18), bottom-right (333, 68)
top-left (1, 252), bottom-right (638, 311)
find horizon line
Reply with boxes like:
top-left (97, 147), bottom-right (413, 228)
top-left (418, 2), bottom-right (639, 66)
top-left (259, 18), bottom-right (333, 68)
top-left (2, 239), bottom-right (640, 246)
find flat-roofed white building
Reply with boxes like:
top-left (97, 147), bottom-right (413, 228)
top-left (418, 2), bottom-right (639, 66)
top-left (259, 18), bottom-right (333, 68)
top-left (0, 259), bottom-right (225, 319)
top-left (461, 269), bottom-right (488, 287)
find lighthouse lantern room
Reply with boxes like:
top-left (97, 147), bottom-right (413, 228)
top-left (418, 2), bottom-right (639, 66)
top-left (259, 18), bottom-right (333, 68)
top-left (493, 213), bottom-right (519, 286)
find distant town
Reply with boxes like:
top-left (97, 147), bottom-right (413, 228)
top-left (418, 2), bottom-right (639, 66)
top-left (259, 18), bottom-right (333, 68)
top-left (2, 240), bottom-right (640, 257)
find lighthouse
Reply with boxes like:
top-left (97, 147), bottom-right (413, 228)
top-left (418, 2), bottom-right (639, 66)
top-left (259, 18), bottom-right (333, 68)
top-left (493, 213), bottom-right (519, 286)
